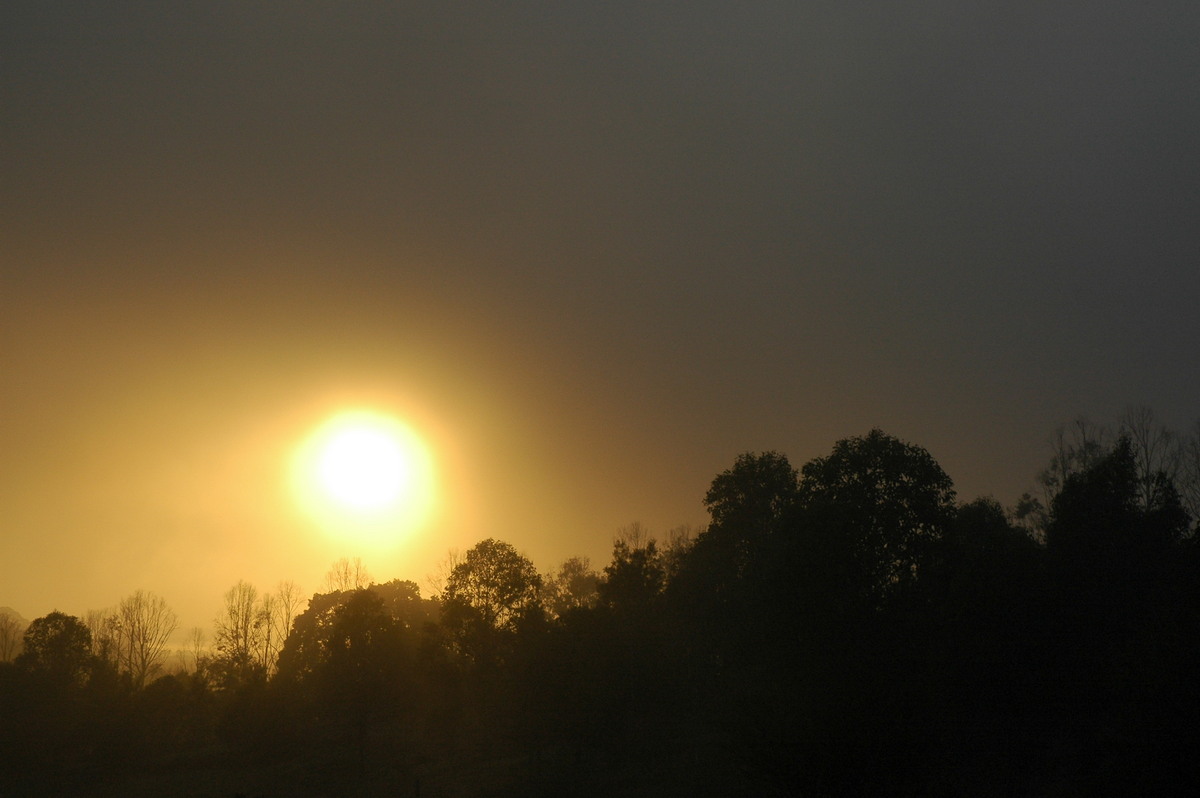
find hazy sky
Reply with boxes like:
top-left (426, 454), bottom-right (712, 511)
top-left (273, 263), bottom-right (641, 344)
top-left (4, 2), bottom-right (1199, 634)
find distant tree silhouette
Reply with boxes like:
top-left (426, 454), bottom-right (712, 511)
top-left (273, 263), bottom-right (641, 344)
top-left (113, 590), bottom-right (178, 688)
top-left (273, 580), bottom-right (305, 641)
top-left (703, 451), bottom-right (798, 567)
top-left (598, 536), bottom-right (664, 614)
top-left (798, 428), bottom-right (956, 605)
top-left (212, 580), bottom-right (265, 688)
top-left (325, 557), bottom-right (371, 592)
top-left (1119, 406), bottom-right (1184, 512)
top-left (370, 578), bottom-right (437, 631)
top-left (1041, 435), bottom-right (1195, 793)
top-left (12, 421), bottom-right (1200, 796)
top-left (1048, 436), bottom-right (1189, 559)
top-left (16, 611), bottom-right (94, 686)
top-left (542, 556), bottom-right (600, 619)
top-left (0, 610), bottom-right (25, 662)
top-left (1024, 407), bottom-right (1200, 535)
top-left (441, 538), bottom-right (541, 664)
top-left (319, 590), bottom-right (412, 776)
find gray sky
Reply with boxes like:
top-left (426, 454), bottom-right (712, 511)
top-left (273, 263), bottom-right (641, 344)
top-left (3, 2), bottom-right (1199, 634)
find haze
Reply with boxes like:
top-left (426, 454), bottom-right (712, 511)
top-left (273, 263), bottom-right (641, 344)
top-left (3, 2), bottom-right (1199, 634)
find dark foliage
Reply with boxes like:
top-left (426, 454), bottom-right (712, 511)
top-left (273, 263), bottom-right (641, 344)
top-left (4, 429), bottom-right (1200, 796)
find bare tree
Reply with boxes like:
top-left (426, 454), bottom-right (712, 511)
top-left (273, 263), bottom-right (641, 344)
top-left (255, 591), bottom-right (279, 672)
top-left (1181, 420), bottom-right (1200, 527)
top-left (114, 590), bottom-right (178, 688)
top-left (662, 523), bottom-right (698, 580)
top-left (426, 548), bottom-right (462, 598)
top-left (214, 580), bottom-right (263, 676)
top-left (1022, 409), bottom-right (1198, 535)
top-left (273, 580), bottom-right (304, 642)
top-left (186, 626), bottom-right (209, 678)
top-left (0, 611), bottom-right (26, 662)
top-left (615, 520), bottom-right (652, 551)
top-left (85, 608), bottom-right (119, 666)
top-left (325, 557), bottom-right (371, 592)
top-left (1011, 417), bottom-right (1116, 536)
top-left (1119, 405), bottom-right (1183, 511)
top-left (1039, 417), bottom-right (1112, 507)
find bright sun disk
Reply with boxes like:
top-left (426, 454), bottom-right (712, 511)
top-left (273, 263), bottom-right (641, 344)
top-left (292, 409), bottom-right (436, 547)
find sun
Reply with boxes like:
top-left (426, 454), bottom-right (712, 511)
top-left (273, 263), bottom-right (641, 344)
top-left (291, 409), bottom-right (436, 547)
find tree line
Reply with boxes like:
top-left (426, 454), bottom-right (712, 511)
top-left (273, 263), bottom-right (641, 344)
top-left (3, 412), bottom-right (1200, 796)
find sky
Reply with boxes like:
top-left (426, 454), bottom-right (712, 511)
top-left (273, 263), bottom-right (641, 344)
top-left (4, 2), bottom-right (1199, 635)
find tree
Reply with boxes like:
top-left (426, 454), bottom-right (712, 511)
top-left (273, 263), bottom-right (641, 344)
top-left (441, 538), bottom-right (541, 663)
top-left (274, 590), bottom-right (346, 686)
top-left (113, 590), bottom-right (178, 688)
top-left (273, 580), bottom-right (305, 640)
top-left (16, 611), bottom-right (93, 686)
top-left (325, 557), bottom-right (371, 592)
top-left (276, 581), bottom-right (437, 688)
top-left (1181, 420), bottom-right (1200, 528)
top-left (704, 451), bottom-right (799, 543)
top-left (0, 610), bottom-right (26, 662)
top-left (318, 590), bottom-right (410, 725)
top-left (370, 579), bottom-right (436, 631)
top-left (542, 556), bottom-right (600, 620)
top-left (85, 608), bottom-right (119, 669)
top-left (254, 592), bottom-right (280, 675)
top-left (185, 627), bottom-right (209, 679)
top-left (212, 580), bottom-right (264, 686)
top-left (443, 539), bottom-right (541, 631)
top-left (1119, 406), bottom-right (1185, 513)
top-left (1039, 418), bottom-right (1112, 504)
top-left (598, 537), bottom-right (664, 614)
top-left (798, 429), bottom-right (957, 604)
top-left (1027, 409), bottom-right (1196, 534)
top-left (424, 548), bottom-right (461, 597)
top-left (1048, 436), bottom-right (1190, 559)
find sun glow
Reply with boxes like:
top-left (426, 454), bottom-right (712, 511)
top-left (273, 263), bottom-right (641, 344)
top-left (292, 409), bottom-right (436, 547)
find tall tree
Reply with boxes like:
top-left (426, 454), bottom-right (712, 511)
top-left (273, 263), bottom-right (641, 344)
top-left (212, 580), bottom-right (264, 686)
top-left (798, 429), bottom-right (956, 605)
top-left (1048, 436), bottom-right (1190, 559)
top-left (704, 451), bottom-right (798, 543)
top-left (273, 580), bottom-right (304, 640)
top-left (598, 538), bottom-right (664, 614)
top-left (442, 538), bottom-right (541, 663)
top-left (542, 556), bottom-right (600, 620)
top-left (0, 610), bottom-right (26, 662)
top-left (114, 590), bottom-right (178, 688)
top-left (16, 611), bottom-right (93, 686)
top-left (325, 557), bottom-right (371, 592)
top-left (1119, 406), bottom-right (1183, 512)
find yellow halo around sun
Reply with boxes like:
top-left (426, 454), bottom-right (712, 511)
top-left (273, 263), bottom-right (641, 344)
top-left (291, 409), bottom-right (436, 547)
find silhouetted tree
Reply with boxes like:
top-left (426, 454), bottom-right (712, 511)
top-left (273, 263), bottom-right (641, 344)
top-left (1048, 436), bottom-right (1189, 559)
top-left (371, 578), bottom-right (437, 631)
top-left (597, 537), bottom-right (664, 614)
top-left (212, 580), bottom-right (265, 688)
top-left (16, 611), bottom-right (94, 686)
top-left (798, 428), bottom-right (956, 605)
top-left (703, 451), bottom-right (799, 572)
top-left (1119, 406), bottom-right (1183, 512)
top-left (317, 590), bottom-right (412, 769)
top-left (274, 590), bottom-right (347, 686)
top-left (441, 538), bottom-right (541, 664)
top-left (325, 557), bottom-right (371, 592)
top-left (114, 589), bottom-right (178, 688)
top-left (542, 556), bottom-right (600, 620)
top-left (0, 610), bottom-right (26, 662)
top-left (1042, 436), bottom-right (1194, 793)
